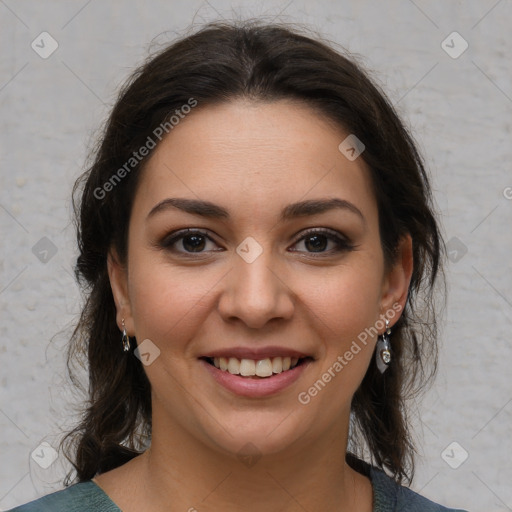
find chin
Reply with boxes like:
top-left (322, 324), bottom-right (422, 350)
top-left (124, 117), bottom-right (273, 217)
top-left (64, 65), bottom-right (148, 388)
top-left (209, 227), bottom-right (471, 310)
top-left (200, 408), bottom-right (312, 460)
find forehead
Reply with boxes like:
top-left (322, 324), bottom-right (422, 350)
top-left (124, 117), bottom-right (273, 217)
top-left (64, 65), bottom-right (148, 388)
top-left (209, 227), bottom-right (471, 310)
top-left (134, 99), bottom-right (376, 222)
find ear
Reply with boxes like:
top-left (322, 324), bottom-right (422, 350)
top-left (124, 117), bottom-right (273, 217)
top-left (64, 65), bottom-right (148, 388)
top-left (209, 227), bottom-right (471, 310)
top-left (379, 234), bottom-right (413, 328)
top-left (107, 247), bottom-right (134, 335)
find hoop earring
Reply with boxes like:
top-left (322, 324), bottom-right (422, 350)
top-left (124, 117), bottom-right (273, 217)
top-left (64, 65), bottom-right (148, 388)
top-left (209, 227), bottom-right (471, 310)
top-left (121, 318), bottom-right (131, 352)
top-left (376, 319), bottom-right (392, 373)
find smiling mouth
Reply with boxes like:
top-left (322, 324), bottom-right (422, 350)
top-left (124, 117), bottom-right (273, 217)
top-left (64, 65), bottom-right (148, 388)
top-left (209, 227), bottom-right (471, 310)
top-left (201, 356), bottom-right (314, 378)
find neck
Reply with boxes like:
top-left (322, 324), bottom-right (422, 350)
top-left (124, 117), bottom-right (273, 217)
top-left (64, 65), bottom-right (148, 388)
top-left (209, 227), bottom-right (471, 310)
top-left (130, 407), bottom-right (372, 512)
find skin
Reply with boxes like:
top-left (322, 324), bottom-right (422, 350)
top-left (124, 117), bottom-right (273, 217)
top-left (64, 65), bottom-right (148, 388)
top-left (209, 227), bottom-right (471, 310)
top-left (95, 99), bottom-right (413, 512)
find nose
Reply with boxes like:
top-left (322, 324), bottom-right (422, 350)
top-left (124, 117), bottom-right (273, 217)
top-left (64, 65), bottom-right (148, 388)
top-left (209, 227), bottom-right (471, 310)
top-left (217, 247), bottom-right (295, 329)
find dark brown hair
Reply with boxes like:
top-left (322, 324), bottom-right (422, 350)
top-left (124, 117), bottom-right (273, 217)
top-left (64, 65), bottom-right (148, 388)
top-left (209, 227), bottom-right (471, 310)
top-left (61, 19), bottom-right (444, 486)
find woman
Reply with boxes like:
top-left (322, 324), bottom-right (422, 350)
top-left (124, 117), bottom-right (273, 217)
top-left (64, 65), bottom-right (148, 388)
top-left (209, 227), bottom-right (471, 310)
top-left (8, 20), bottom-right (467, 512)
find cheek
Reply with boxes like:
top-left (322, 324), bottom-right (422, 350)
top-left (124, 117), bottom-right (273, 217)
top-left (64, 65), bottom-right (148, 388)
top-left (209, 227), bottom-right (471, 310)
top-left (298, 258), bottom-right (383, 379)
top-left (302, 282), bottom-right (379, 408)
top-left (126, 250), bottom-right (214, 349)
top-left (301, 260), bottom-right (383, 337)
top-left (292, 267), bottom-right (382, 418)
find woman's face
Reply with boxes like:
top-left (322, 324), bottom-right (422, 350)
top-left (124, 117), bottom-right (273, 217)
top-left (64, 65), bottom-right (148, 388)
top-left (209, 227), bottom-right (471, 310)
top-left (109, 99), bottom-right (411, 460)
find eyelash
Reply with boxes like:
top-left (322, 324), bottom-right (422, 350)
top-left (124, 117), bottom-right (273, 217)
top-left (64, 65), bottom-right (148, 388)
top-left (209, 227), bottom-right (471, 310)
top-left (159, 228), bottom-right (355, 257)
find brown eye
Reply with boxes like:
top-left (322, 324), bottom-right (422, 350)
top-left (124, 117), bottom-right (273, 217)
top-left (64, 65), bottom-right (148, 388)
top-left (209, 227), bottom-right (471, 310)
top-left (181, 234), bottom-right (207, 252)
top-left (161, 229), bottom-right (220, 254)
top-left (303, 234), bottom-right (329, 252)
top-left (290, 228), bottom-right (354, 255)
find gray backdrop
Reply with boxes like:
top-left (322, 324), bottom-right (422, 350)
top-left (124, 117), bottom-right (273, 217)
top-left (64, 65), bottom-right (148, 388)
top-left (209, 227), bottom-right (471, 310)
top-left (1, 1), bottom-right (511, 510)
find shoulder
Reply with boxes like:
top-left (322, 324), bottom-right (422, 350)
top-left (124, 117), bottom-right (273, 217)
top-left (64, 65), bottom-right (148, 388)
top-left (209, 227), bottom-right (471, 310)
top-left (369, 466), bottom-right (468, 512)
top-left (4, 481), bottom-right (121, 512)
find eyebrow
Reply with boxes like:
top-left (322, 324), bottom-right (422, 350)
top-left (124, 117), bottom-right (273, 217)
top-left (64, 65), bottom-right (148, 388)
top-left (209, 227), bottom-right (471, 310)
top-left (147, 197), bottom-right (365, 223)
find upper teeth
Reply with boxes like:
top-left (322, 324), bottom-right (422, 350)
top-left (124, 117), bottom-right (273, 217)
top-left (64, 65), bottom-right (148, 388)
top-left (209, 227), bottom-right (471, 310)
top-left (212, 356), bottom-right (300, 377)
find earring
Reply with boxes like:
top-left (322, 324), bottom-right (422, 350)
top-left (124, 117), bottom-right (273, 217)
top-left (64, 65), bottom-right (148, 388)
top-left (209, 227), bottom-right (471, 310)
top-left (376, 319), bottom-right (392, 373)
top-left (121, 318), bottom-right (131, 352)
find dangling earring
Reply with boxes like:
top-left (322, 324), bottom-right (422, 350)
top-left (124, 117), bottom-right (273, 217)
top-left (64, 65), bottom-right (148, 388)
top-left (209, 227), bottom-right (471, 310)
top-left (376, 319), bottom-right (392, 373)
top-left (121, 318), bottom-right (131, 352)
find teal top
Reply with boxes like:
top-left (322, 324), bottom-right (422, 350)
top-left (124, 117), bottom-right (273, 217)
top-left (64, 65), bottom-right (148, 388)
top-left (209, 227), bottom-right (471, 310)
top-left (6, 466), bottom-right (468, 511)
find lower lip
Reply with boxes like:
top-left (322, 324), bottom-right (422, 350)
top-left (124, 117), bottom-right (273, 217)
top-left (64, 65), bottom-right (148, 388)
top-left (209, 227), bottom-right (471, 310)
top-left (200, 359), bottom-right (312, 398)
